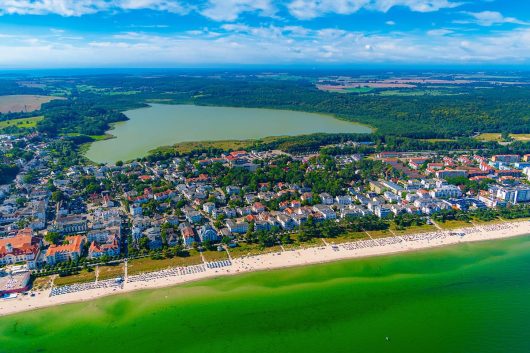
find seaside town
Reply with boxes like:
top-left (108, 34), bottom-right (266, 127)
top-left (1, 131), bottom-right (530, 309)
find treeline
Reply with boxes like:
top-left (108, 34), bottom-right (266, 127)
top-left (171, 78), bottom-right (530, 138)
top-left (433, 205), bottom-right (530, 223)
top-left (37, 96), bottom-right (129, 136)
top-left (86, 75), bottom-right (530, 139)
top-left (0, 79), bottom-right (43, 96)
top-left (4, 73), bottom-right (530, 145)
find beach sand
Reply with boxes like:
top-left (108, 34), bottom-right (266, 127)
top-left (1, 220), bottom-right (529, 317)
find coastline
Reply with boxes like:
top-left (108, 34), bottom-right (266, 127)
top-left (1, 220), bottom-right (529, 317)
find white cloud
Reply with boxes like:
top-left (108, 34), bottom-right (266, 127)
top-left (287, 0), bottom-right (461, 20)
top-left (201, 0), bottom-right (276, 21)
top-left (2, 24), bottom-right (530, 68)
top-left (287, 0), bottom-right (368, 20)
top-left (460, 11), bottom-right (529, 26)
top-left (386, 20), bottom-right (396, 25)
top-left (373, 0), bottom-right (461, 13)
top-left (0, 0), bottom-right (187, 16)
top-left (0, 0), bottom-right (462, 19)
top-left (117, 0), bottom-right (186, 12)
top-left (427, 28), bottom-right (452, 36)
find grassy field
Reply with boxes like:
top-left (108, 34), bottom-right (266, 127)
top-left (97, 264), bottom-right (124, 280)
top-left (283, 238), bottom-right (328, 249)
top-left (152, 139), bottom-right (256, 154)
top-left (63, 132), bottom-right (114, 141)
top-left (420, 138), bottom-right (456, 143)
top-left (365, 229), bottom-right (394, 239)
top-left (54, 270), bottom-right (96, 286)
top-left (342, 87), bottom-right (374, 94)
top-left (437, 220), bottom-right (474, 230)
top-left (127, 253), bottom-right (203, 275)
top-left (227, 243), bottom-right (285, 258)
top-left (257, 245), bottom-right (285, 254)
top-left (327, 232), bottom-right (370, 244)
top-left (390, 224), bottom-right (438, 235)
top-left (475, 133), bottom-right (530, 142)
top-left (31, 275), bottom-right (55, 291)
top-left (202, 250), bottom-right (230, 262)
top-left (150, 134), bottom-right (291, 155)
top-left (227, 243), bottom-right (266, 258)
top-left (0, 116), bottom-right (43, 129)
top-left (378, 89), bottom-right (461, 96)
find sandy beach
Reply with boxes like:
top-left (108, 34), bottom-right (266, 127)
top-left (1, 220), bottom-right (529, 317)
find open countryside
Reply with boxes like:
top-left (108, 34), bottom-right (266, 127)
top-left (85, 104), bottom-right (372, 164)
top-left (0, 95), bottom-right (64, 114)
top-left (476, 133), bottom-right (530, 142)
top-left (0, 116), bottom-right (43, 129)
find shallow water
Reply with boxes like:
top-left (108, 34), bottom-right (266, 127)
top-left (2, 236), bottom-right (530, 353)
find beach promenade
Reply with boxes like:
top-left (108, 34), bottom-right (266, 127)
top-left (1, 220), bottom-right (529, 317)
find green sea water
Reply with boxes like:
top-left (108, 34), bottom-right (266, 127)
top-left (2, 236), bottom-right (530, 353)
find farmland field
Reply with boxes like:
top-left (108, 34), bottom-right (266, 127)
top-left (0, 95), bottom-right (64, 114)
top-left (475, 133), bottom-right (530, 142)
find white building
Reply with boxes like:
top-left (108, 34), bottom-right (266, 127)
top-left (226, 220), bottom-right (249, 234)
top-left (429, 185), bottom-right (463, 199)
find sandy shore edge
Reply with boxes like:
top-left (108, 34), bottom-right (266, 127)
top-left (1, 220), bottom-right (529, 317)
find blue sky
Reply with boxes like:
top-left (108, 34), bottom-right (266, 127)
top-left (0, 0), bottom-right (529, 68)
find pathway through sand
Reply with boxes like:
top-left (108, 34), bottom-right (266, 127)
top-left (1, 220), bottom-right (529, 317)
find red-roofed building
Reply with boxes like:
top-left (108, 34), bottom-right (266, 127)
top-left (458, 155), bottom-right (472, 165)
top-left (138, 175), bottom-right (152, 182)
top-left (278, 200), bottom-right (290, 210)
top-left (409, 158), bottom-right (429, 170)
top-left (0, 229), bottom-right (40, 269)
top-left (45, 235), bottom-right (86, 265)
top-left (230, 151), bottom-right (248, 158)
top-left (474, 155), bottom-right (486, 163)
top-left (470, 176), bottom-right (489, 181)
top-left (88, 237), bottom-right (120, 259)
top-left (435, 169), bottom-right (467, 179)
top-left (443, 157), bottom-right (455, 167)
top-left (290, 200), bottom-right (302, 208)
top-left (492, 155), bottom-right (520, 163)
top-left (186, 173), bottom-right (210, 185)
top-left (466, 168), bottom-right (490, 178)
top-left (480, 162), bottom-right (495, 172)
top-left (427, 163), bottom-right (444, 170)
top-left (252, 202), bottom-right (265, 213)
top-left (180, 226), bottom-right (196, 248)
top-left (497, 169), bottom-right (523, 178)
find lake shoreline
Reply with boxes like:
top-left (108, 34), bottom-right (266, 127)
top-left (1, 220), bottom-right (529, 317)
top-left (84, 103), bottom-right (373, 163)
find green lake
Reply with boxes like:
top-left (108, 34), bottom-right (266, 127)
top-left (85, 104), bottom-right (371, 164)
top-left (2, 235), bottom-right (530, 353)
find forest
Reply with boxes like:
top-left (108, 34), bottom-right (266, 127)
top-left (1, 72), bottom-right (530, 143)
top-left (186, 79), bottom-right (530, 138)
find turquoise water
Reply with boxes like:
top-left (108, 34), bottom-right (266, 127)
top-left (1, 236), bottom-right (530, 353)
